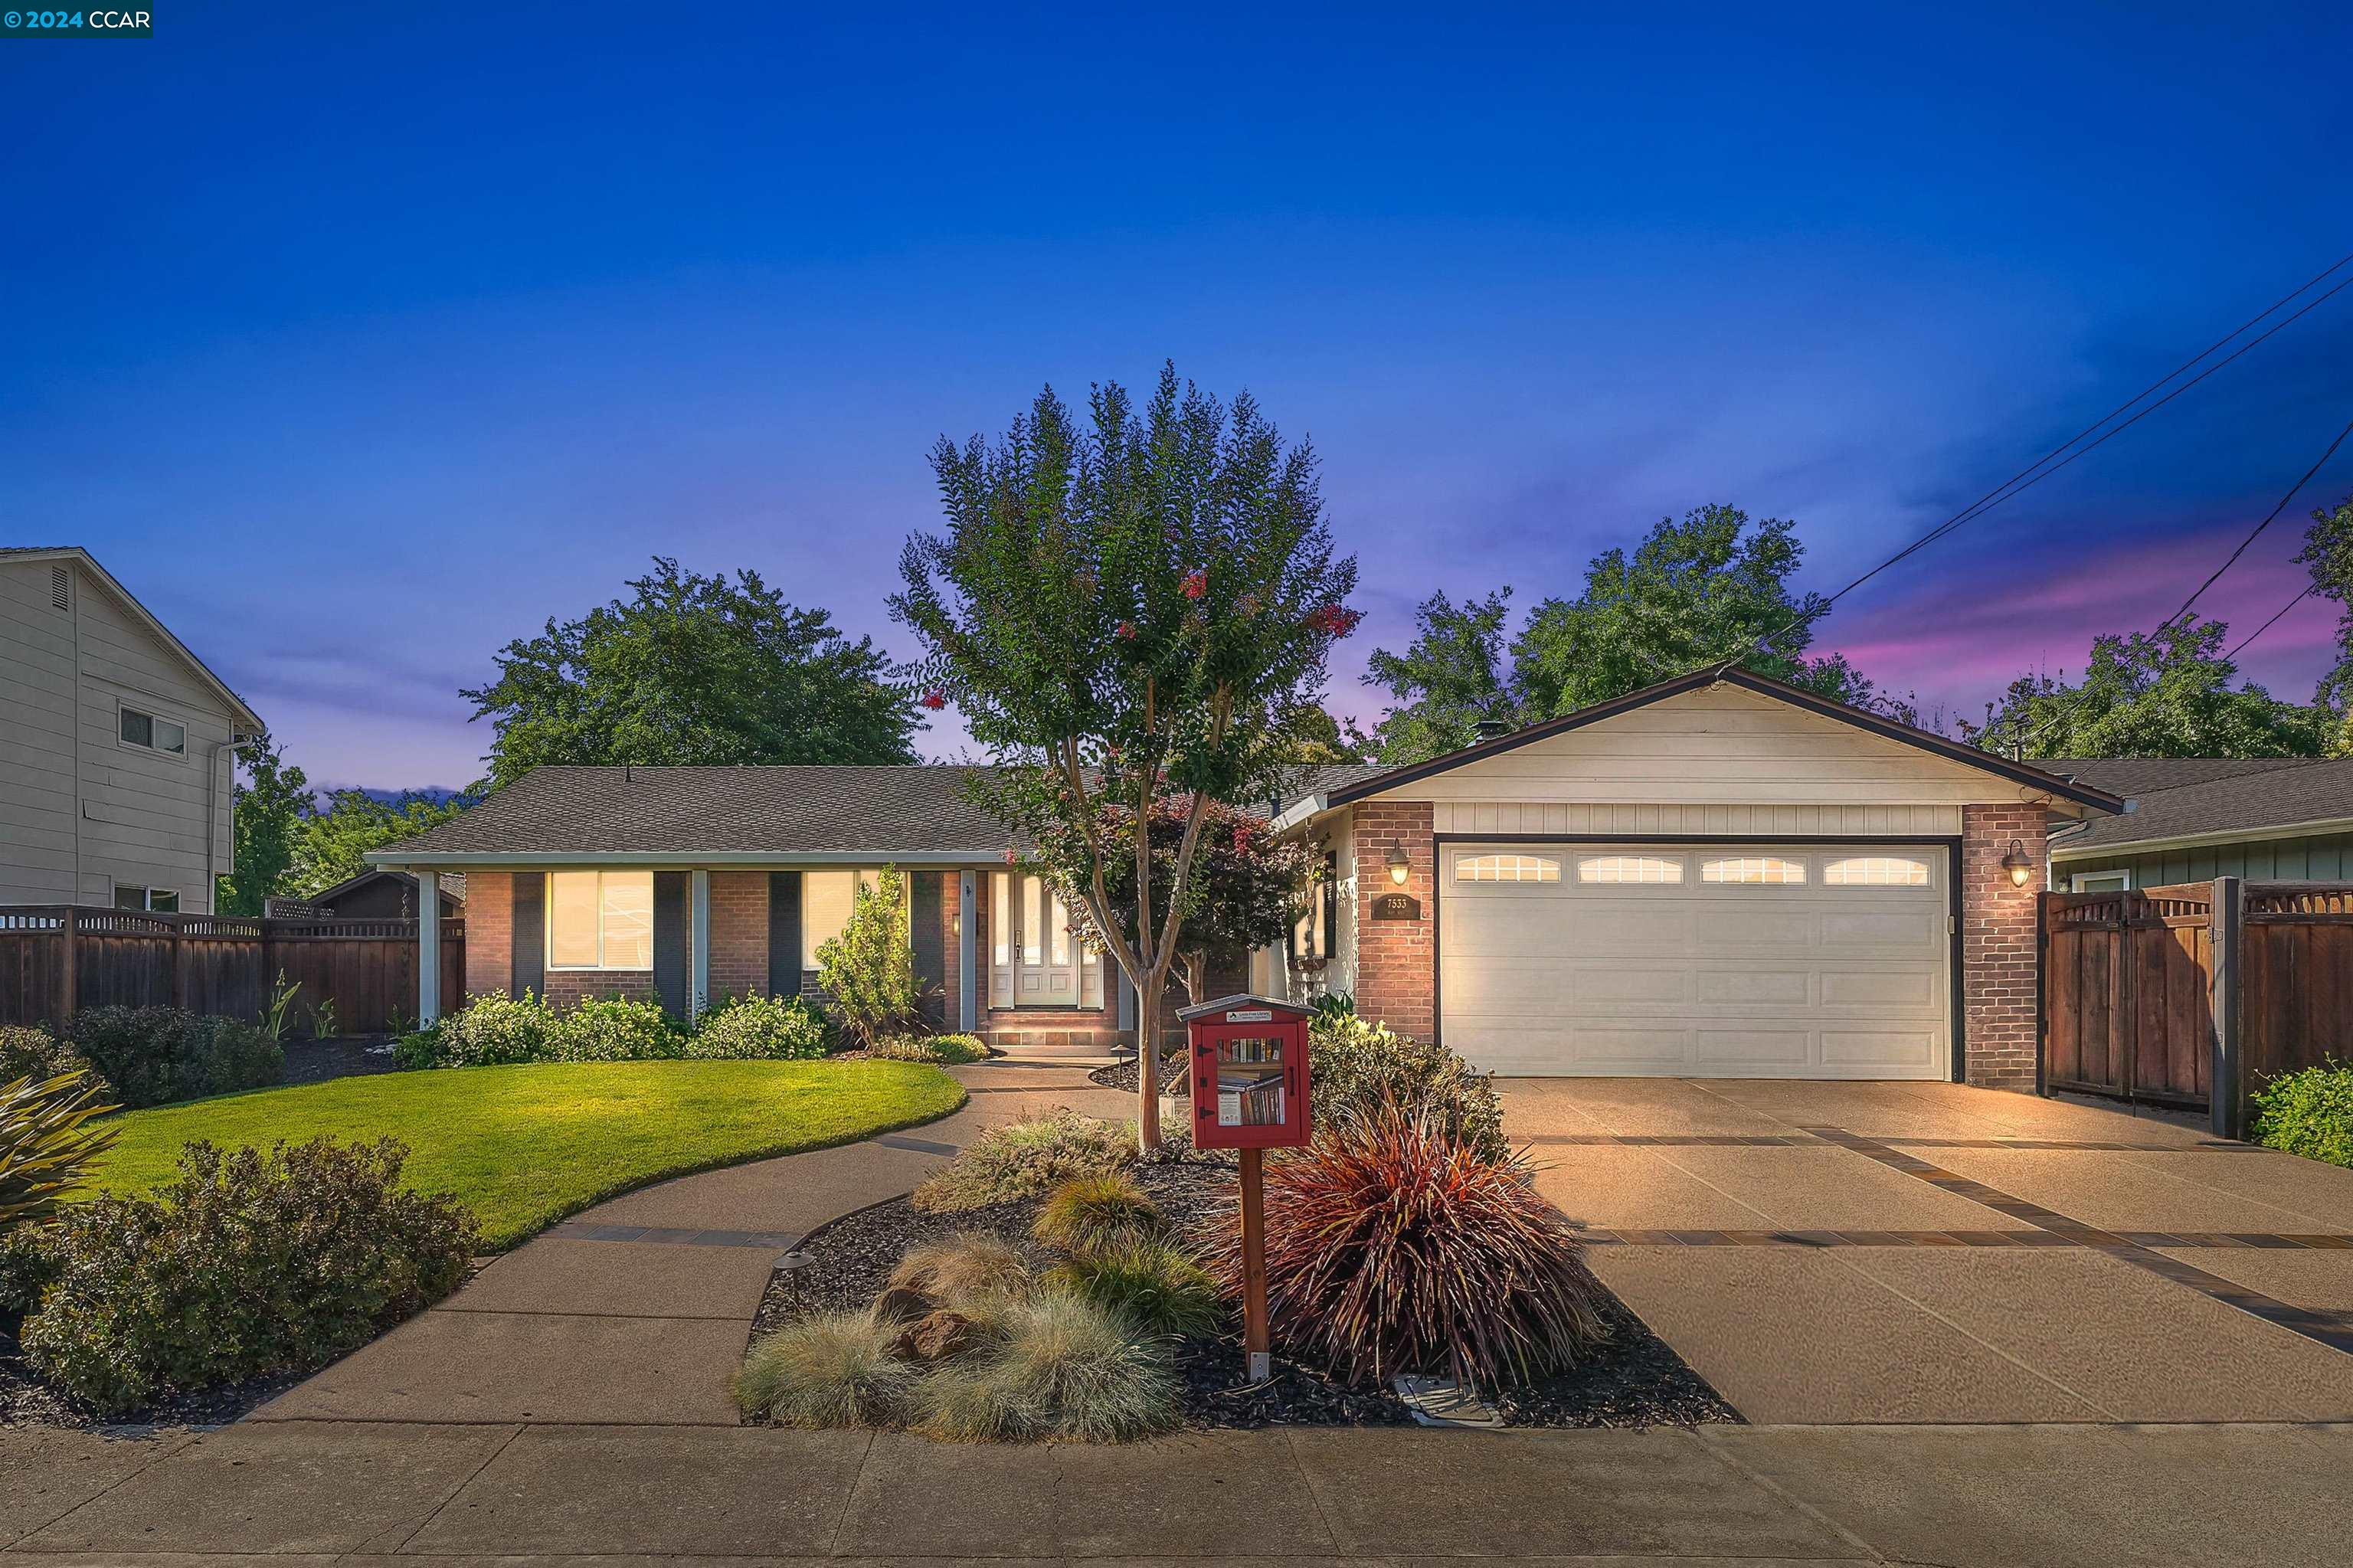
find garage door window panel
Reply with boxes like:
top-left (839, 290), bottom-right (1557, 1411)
top-left (1824, 856), bottom-right (1932, 887)
top-left (1577, 855), bottom-right (1683, 885)
top-left (1456, 853), bottom-right (1560, 883)
top-left (1702, 856), bottom-right (1808, 885)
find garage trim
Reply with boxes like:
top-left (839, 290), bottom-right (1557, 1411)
top-left (1431, 833), bottom-right (1965, 1081)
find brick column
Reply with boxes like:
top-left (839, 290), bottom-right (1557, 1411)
top-left (1353, 801), bottom-right (1435, 1039)
top-left (463, 871), bottom-right (511, 1001)
top-left (1961, 802), bottom-right (2047, 1091)
top-left (706, 871), bottom-right (768, 1003)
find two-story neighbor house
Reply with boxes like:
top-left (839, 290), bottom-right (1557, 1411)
top-left (0, 547), bottom-right (264, 914)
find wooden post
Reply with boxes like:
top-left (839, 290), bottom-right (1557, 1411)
top-left (169, 913), bottom-right (185, 1010)
top-left (57, 906), bottom-right (78, 1031)
top-left (2211, 876), bottom-right (2243, 1141)
top-left (1239, 1145), bottom-right (1270, 1383)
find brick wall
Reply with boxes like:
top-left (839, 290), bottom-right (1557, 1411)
top-left (463, 871), bottom-right (511, 1000)
top-left (544, 970), bottom-right (659, 1009)
top-left (708, 872), bottom-right (767, 1004)
top-left (1962, 802), bottom-right (2047, 1091)
top-left (1352, 800), bottom-right (1435, 1039)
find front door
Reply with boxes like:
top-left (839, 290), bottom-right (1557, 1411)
top-left (993, 872), bottom-right (1079, 1007)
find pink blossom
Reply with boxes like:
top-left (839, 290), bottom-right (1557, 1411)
top-left (920, 689), bottom-right (947, 711)
top-left (1181, 569), bottom-right (1207, 601)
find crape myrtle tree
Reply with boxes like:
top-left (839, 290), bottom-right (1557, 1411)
top-left (891, 366), bottom-right (1358, 1147)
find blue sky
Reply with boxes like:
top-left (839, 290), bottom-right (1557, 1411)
top-left (5, 3), bottom-right (2350, 787)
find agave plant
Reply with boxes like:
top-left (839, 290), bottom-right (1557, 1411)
top-left (0, 1069), bottom-right (120, 1229)
top-left (1198, 1095), bottom-right (1606, 1390)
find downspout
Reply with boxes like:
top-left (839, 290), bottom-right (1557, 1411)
top-left (205, 738), bottom-right (224, 913)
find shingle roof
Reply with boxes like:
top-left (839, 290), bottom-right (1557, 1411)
top-left (2040, 756), bottom-right (2324, 798)
top-left (2053, 757), bottom-right (2353, 853)
top-left (376, 765), bottom-right (1033, 859)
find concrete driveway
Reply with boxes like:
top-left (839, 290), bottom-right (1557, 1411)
top-left (1507, 1078), bottom-right (2353, 1423)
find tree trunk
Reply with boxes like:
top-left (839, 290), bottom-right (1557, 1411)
top-left (1134, 971), bottom-right (1163, 1148)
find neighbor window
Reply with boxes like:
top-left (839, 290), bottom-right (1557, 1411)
top-left (2071, 871), bottom-right (2130, 893)
top-left (1577, 855), bottom-right (1682, 885)
top-left (1456, 853), bottom-right (1561, 883)
top-left (1824, 856), bottom-right (1932, 887)
top-left (546, 870), bottom-right (654, 970)
top-left (113, 885), bottom-right (178, 912)
top-left (119, 704), bottom-right (186, 757)
top-left (1703, 856), bottom-right (1808, 885)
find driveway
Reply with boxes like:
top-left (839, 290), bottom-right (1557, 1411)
top-left (1506, 1077), bottom-right (2353, 1423)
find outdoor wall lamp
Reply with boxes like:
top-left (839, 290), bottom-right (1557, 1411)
top-left (2001, 840), bottom-right (2034, 889)
top-left (1387, 845), bottom-right (1412, 885)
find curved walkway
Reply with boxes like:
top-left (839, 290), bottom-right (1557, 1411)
top-left (254, 1059), bottom-right (1134, 1426)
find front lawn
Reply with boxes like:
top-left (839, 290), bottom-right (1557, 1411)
top-left (80, 1059), bottom-right (967, 1249)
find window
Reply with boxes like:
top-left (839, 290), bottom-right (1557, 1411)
top-left (992, 872), bottom-right (1011, 967)
top-left (113, 885), bottom-right (178, 912)
top-left (803, 869), bottom-right (903, 969)
top-left (546, 870), bottom-right (653, 970)
top-left (1578, 855), bottom-right (1682, 885)
top-left (1456, 853), bottom-right (1561, 883)
top-left (2071, 871), bottom-right (2130, 893)
top-left (1703, 856), bottom-right (1808, 885)
top-left (119, 704), bottom-right (186, 757)
top-left (1824, 856), bottom-right (1932, 887)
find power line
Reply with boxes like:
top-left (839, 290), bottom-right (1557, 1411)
top-left (1719, 248), bottom-right (2353, 673)
top-left (2152, 411), bottom-right (2353, 635)
top-left (2224, 585), bottom-right (2315, 662)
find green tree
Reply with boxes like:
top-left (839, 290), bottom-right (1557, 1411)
top-left (813, 867), bottom-right (922, 1046)
top-left (1973, 617), bottom-right (2330, 759)
top-left (464, 557), bottom-right (919, 790)
top-left (1510, 504), bottom-right (1874, 720)
top-left (1363, 589), bottom-right (1517, 763)
top-left (214, 732), bottom-right (309, 916)
top-left (2295, 490), bottom-right (2353, 725)
top-left (290, 790), bottom-right (470, 895)
top-left (892, 366), bottom-right (1358, 1146)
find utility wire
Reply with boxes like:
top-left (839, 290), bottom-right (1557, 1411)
top-left (1711, 250), bottom-right (2353, 675)
top-left (2151, 411), bottom-right (2353, 635)
top-left (2224, 585), bottom-right (2316, 662)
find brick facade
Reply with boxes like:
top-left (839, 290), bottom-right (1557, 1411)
top-left (708, 872), bottom-right (767, 1004)
top-left (1961, 801), bottom-right (2048, 1091)
top-left (543, 968), bottom-right (659, 1008)
top-left (463, 871), bottom-right (511, 1000)
top-left (1352, 800), bottom-right (1435, 1039)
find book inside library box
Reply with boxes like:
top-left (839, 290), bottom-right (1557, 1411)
top-left (1214, 1036), bottom-right (1288, 1128)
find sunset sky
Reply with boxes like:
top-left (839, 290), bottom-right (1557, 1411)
top-left (5, 4), bottom-right (2350, 788)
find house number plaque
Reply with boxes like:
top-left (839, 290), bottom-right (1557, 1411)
top-left (1370, 892), bottom-right (1422, 921)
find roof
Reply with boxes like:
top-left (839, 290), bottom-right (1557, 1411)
top-left (1311, 666), bottom-right (2124, 813)
top-left (2040, 756), bottom-right (2325, 798)
top-left (2, 546), bottom-right (263, 730)
top-left (309, 868), bottom-right (468, 905)
top-left (2050, 756), bottom-right (2353, 857)
top-left (369, 765), bottom-right (1033, 864)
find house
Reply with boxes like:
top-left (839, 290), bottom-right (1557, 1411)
top-left (0, 546), bottom-right (264, 915)
top-left (2043, 755), bottom-right (2353, 891)
top-left (268, 869), bottom-right (467, 921)
top-left (1254, 668), bottom-right (2119, 1089)
top-left (366, 765), bottom-right (1245, 1049)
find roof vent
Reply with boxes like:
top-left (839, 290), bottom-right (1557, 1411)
top-left (1473, 718), bottom-right (1514, 743)
top-left (50, 564), bottom-right (69, 611)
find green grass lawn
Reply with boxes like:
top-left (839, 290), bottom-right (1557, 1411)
top-left (83, 1059), bottom-right (967, 1249)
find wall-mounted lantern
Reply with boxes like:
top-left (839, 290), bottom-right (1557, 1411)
top-left (2001, 840), bottom-right (2034, 889)
top-left (1387, 844), bottom-right (1412, 885)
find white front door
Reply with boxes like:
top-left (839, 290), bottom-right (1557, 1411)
top-left (993, 872), bottom-right (1079, 1007)
top-left (1438, 842), bottom-right (1952, 1079)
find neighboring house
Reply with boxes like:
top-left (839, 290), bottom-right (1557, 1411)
top-left (0, 546), bottom-right (263, 915)
top-left (267, 869), bottom-right (466, 921)
top-left (368, 766), bottom-right (1242, 1049)
top-left (1255, 668), bottom-right (2118, 1090)
top-left (372, 668), bottom-right (2121, 1089)
top-left (2044, 755), bottom-right (2353, 891)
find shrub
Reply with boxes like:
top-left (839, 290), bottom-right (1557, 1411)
top-left (815, 866), bottom-right (925, 1046)
top-left (1309, 990), bottom-right (1356, 1024)
top-left (0, 1024), bottom-right (108, 1102)
top-left (1200, 1098), bottom-right (1606, 1391)
top-left (1033, 1171), bottom-right (1161, 1252)
top-left (21, 1137), bottom-right (477, 1416)
top-left (1048, 1240), bottom-right (1219, 1338)
top-left (886, 1232), bottom-right (1033, 1304)
top-left (0, 1223), bottom-right (59, 1324)
top-left (1310, 1012), bottom-right (1506, 1161)
top-left (397, 990), bottom-right (557, 1068)
top-left (2252, 1062), bottom-right (2353, 1168)
top-left (548, 996), bottom-right (683, 1062)
top-left (689, 992), bottom-right (831, 1059)
top-left (912, 1289), bottom-right (1177, 1442)
top-left (866, 1033), bottom-right (988, 1065)
top-left (734, 1311), bottom-right (921, 1429)
top-left (0, 1069), bottom-right (119, 1229)
top-left (64, 1007), bottom-right (280, 1109)
top-left (911, 1108), bottom-right (1134, 1213)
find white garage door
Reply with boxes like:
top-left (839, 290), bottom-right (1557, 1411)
top-left (1438, 843), bottom-right (1952, 1079)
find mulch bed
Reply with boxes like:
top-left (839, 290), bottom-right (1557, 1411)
top-left (747, 1159), bottom-right (1736, 1431)
top-left (0, 1334), bottom-right (304, 1433)
top-left (1088, 1056), bottom-right (1189, 1096)
top-left (279, 1035), bottom-right (405, 1085)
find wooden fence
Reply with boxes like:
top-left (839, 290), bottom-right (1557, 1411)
top-left (2040, 879), bottom-right (2353, 1134)
top-left (0, 907), bottom-right (463, 1036)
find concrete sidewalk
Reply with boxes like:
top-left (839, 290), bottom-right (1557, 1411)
top-left (253, 1059), bottom-right (1134, 1426)
top-left (6, 1416), bottom-right (2348, 1564)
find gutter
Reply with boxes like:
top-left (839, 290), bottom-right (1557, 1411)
top-left (365, 849), bottom-right (1023, 869)
top-left (2049, 814), bottom-right (2353, 863)
top-left (1266, 792), bottom-right (1329, 837)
